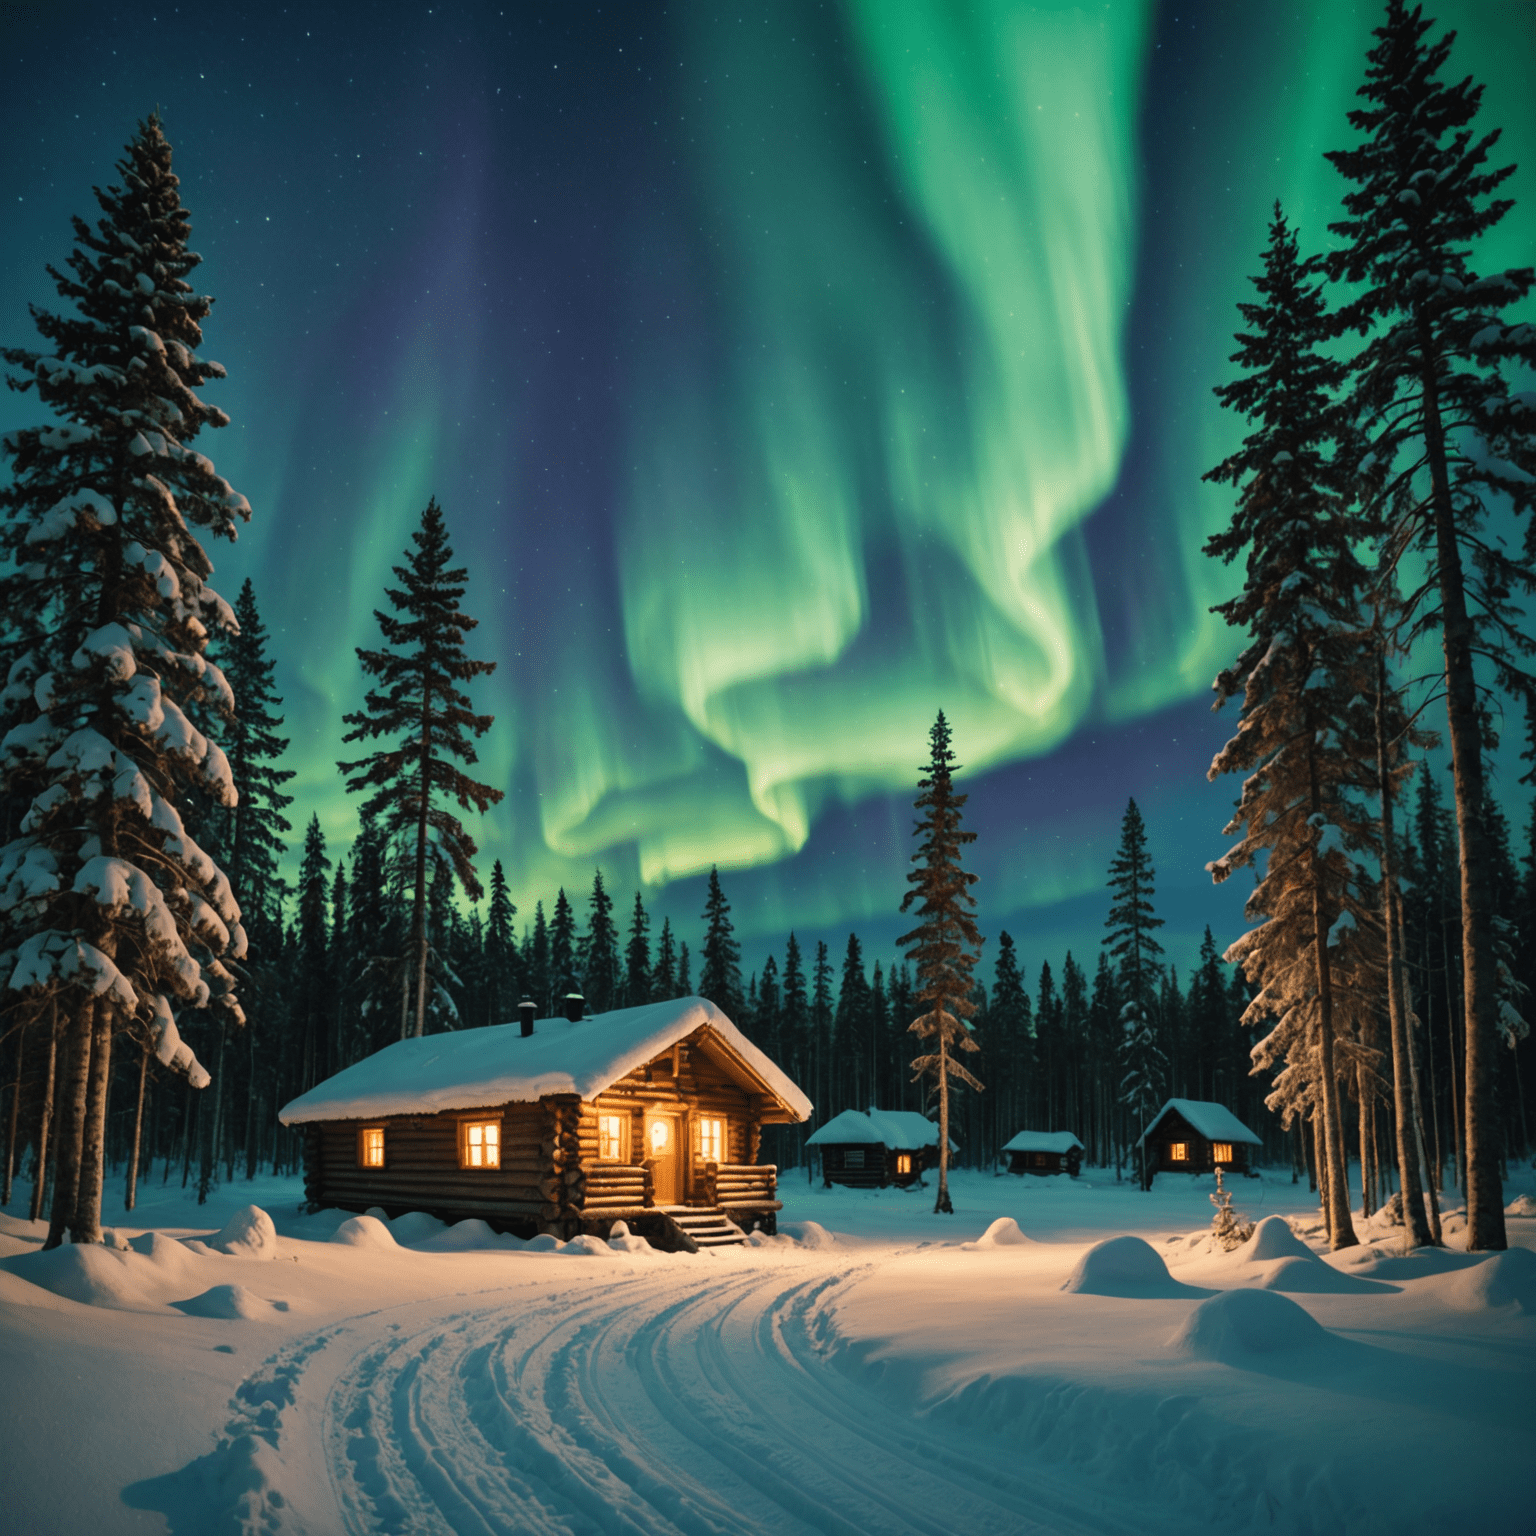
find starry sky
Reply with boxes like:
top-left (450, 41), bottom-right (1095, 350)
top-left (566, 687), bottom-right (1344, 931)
top-left (2, 1), bottom-right (1532, 984)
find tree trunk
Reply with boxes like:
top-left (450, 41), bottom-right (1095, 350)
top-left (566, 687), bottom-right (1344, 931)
top-left (412, 710), bottom-right (432, 1039)
top-left (71, 1000), bottom-right (113, 1243)
top-left (125, 1042), bottom-right (149, 1212)
top-left (1357, 1064), bottom-right (1374, 1220)
top-left (1417, 324), bottom-right (1505, 1250)
top-left (934, 1028), bottom-right (953, 1215)
top-left (3, 1021), bottom-right (24, 1207)
top-left (44, 1002), bottom-right (94, 1250)
top-left (29, 1009), bottom-right (58, 1225)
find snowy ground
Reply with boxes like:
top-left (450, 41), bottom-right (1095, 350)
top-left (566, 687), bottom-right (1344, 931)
top-left (1, 1165), bottom-right (1533, 1536)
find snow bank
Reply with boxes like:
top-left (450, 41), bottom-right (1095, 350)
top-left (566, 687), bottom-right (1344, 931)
top-left (607, 1221), bottom-right (653, 1255)
top-left (1238, 1215), bottom-right (1314, 1263)
top-left (415, 1218), bottom-right (525, 1252)
top-left (329, 1215), bottom-right (396, 1249)
top-left (387, 1211), bottom-right (448, 1245)
top-left (1445, 1248), bottom-right (1536, 1314)
top-left (1505, 1194), bottom-right (1536, 1217)
top-left (172, 1284), bottom-right (288, 1320)
top-left (961, 1217), bottom-right (1032, 1250)
top-left (10, 1243), bottom-right (155, 1310)
top-left (780, 1220), bottom-right (836, 1249)
top-left (1169, 1288), bottom-right (1333, 1363)
top-left (1245, 1256), bottom-right (1388, 1294)
top-left (209, 1204), bottom-right (278, 1259)
top-left (1062, 1235), bottom-right (1207, 1297)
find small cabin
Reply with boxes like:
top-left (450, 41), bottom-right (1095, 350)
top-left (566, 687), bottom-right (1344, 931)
top-left (1001, 1130), bottom-right (1083, 1177)
top-left (1137, 1098), bottom-right (1262, 1189)
top-left (278, 997), bottom-right (812, 1250)
top-left (806, 1108), bottom-right (944, 1189)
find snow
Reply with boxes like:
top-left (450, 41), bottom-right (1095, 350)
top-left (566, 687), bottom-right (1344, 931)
top-left (806, 1106), bottom-right (940, 1148)
top-left (1139, 1097), bottom-right (1264, 1145)
top-left (0, 1165), bottom-right (1532, 1534)
top-left (279, 995), bottom-right (813, 1125)
top-left (1000, 1129), bottom-right (1083, 1155)
top-left (1061, 1233), bottom-right (1205, 1297)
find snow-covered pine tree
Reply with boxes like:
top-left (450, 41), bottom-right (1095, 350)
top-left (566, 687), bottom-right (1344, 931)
top-left (623, 890), bottom-right (651, 1007)
top-left (1325, 0), bottom-right (1536, 1251)
top-left (582, 868), bottom-right (619, 1012)
top-left (0, 114), bottom-right (249, 1246)
top-left (898, 711), bottom-right (984, 1215)
top-left (482, 859), bottom-right (518, 1026)
top-left (1103, 798), bottom-right (1165, 1185)
top-left (338, 497), bottom-right (503, 1039)
top-left (699, 866), bottom-right (743, 1019)
top-left (1204, 204), bottom-right (1383, 1250)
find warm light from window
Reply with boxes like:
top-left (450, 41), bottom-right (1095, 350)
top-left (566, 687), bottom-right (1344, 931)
top-left (1214, 1142), bottom-right (1233, 1163)
top-left (360, 1127), bottom-right (384, 1168)
top-left (895, 1152), bottom-right (913, 1175)
top-left (649, 1119), bottom-right (671, 1154)
top-left (1169, 1141), bottom-right (1189, 1162)
top-left (462, 1120), bottom-right (500, 1169)
top-left (599, 1114), bottom-right (624, 1161)
top-left (698, 1116), bottom-right (724, 1163)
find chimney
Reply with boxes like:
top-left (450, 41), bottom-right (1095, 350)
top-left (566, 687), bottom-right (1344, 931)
top-left (519, 999), bottom-right (536, 1037)
top-left (562, 992), bottom-right (586, 1023)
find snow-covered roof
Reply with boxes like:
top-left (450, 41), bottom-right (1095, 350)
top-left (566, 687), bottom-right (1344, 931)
top-left (806, 1108), bottom-right (940, 1150)
top-left (1137, 1099), bottom-right (1262, 1146)
top-left (1001, 1130), bottom-right (1084, 1155)
top-left (278, 996), bottom-right (811, 1126)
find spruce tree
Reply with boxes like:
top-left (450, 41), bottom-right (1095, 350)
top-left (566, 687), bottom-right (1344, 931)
top-left (898, 711), bottom-right (984, 1215)
top-left (580, 869), bottom-right (619, 1012)
top-left (811, 941), bottom-right (834, 1126)
top-left (834, 933), bottom-right (870, 1110)
top-left (677, 940), bottom-right (692, 996)
top-left (1204, 207), bottom-right (1379, 1248)
top-left (1326, 0), bottom-right (1536, 1250)
top-left (338, 498), bottom-right (503, 1039)
top-left (294, 816), bottom-right (331, 1091)
top-left (699, 867), bottom-right (743, 1018)
top-left (650, 914), bottom-right (675, 1001)
top-left (549, 889), bottom-right (578, 1008)
top-left (780, 933), bottom-right (809, 1092)
top-left (623, 890), bottom-right (651, 1007)
top-left (483, 859), bottom-right (517, 1026)
top-left (756, 952), bottom-right (781, 1059)
top-left (1104, 798), bottom-right (1166, 1182)
top-left (0, 115), bottom-right (248, 1245)
top-left (989, 932), bottom-right (1032, 1148)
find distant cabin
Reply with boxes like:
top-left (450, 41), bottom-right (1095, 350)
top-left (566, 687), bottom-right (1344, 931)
top-left (806, 1108), bottom-right (944, 1189)
top-left (1136, 1098), bottom-right (1262, 1188)
top-left (278, 997), bottom-right (812, 1251)
top-left (1001, 1130), bottom-right (1083, 1177)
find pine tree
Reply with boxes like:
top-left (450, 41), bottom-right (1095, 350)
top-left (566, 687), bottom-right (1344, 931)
top-left (780, 933), bottom-right (809, 1086)
top-left (549, 889), bottom-right (578, 1009)
top-left (834, 933), bottom-right (870, 1111)
top-left (483, 859), bottom-right (517, 1026)
top-left (581, 869), bottom-right (619, 1012)
top-left (623, 890), bottom-right (651, 1008)
top-left (0, 115), bottom-right (247, 1245)
top-left (1104, 799), bottom-right (1166, 1181)
top-left (1204, 206), bottom-right (1379, 1248)
top-left (347, 808), bottom-right (404, 1056)
top-left (1325, 0), bottom-right (1536, 1251)
top-left (811, 940), bottom-right (834, 1124)
top-left (699, 867), bottom-right (743, 1019)
top-left (650, 915), bottom-right (675, 1001)
top-left (756, 952), bottom-right (781, 1059)
top-left (677, 941), bottom-right (692, 995)
top-left (338, 498), bottom-right (503, 1039)
top-left (898, 711), bottom-right (984, 1214)
top-left (989, 932), bottom-right (1032, 1149)
top-left (294, 816), bottom-right (332, 1092)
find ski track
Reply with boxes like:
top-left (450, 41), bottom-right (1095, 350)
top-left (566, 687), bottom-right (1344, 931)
top-left (225, 1256), bottom-right (1159, 1536)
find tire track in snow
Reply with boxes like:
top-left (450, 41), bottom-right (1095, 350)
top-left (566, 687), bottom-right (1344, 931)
top-left (317, 1258), bottom-right (1154, 1536)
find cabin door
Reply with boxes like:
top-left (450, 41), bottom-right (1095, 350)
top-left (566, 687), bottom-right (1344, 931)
top-left (645, 1112), bottom-right (684, 1205)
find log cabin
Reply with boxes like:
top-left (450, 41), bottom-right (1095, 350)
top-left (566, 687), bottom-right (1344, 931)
top-left (1136, 1098), bottom-right (1262, 1189)
top-left (805, 1108), bottom-right (944, 1189)
top-left (1001, 1130), bottom-right (1084, 1177)
top-left (278, 996), bottom-right (812, 1251)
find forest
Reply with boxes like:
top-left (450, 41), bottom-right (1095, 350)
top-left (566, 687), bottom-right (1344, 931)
top-left (0, 0), bottom-right (1532, 1257)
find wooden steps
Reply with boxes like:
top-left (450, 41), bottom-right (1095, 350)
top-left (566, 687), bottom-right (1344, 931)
top-left (658, 1205), bottom-right (748, 1251)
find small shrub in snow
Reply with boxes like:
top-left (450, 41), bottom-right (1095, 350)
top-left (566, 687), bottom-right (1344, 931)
top-left (1209, 1169), bottom-right (1255, 1251)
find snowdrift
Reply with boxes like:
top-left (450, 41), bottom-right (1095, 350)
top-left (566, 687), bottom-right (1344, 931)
top-left (962, 1217), bottom-right (1032, 1250)
top-left (1445, 1247), bottom-right (1536, 1314)
top-left (1062, 1235), bottom-right (1209, 1297)
top-left (1168, 1288), bottom-right (1334, 1364)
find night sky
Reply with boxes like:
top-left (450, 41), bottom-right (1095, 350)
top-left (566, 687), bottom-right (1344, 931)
top-left (2, 1), bottom-right (1532, 981)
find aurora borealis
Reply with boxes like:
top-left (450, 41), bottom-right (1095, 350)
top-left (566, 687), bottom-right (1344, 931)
top-left (2, 1), bottom-right (1532, 974)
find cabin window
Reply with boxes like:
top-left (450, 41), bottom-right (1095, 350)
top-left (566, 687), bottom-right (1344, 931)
top-left (1168, 1141), bottom-right (1189, 1163)
top-left (1213, 1142), bottom-right (1233, 1163)
top-left (1032, 1152), bottom-right (1049, 1168)
top-left (358, 1126), bottom-right (385, 1168)
top-left (844, 1149), bottom-right (865, 1169)
top-left (459, 1119), bottom-right (501, 1169)
top-left (598, 1113), bottom-right (626, 1161)
top-left (697, 1116), bottom-right (724, 1164)
top-left (895, 1152), bottom-right (913, 1175)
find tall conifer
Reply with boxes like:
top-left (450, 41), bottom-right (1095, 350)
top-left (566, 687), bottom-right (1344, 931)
top-left (699, 867), bottom-right (743, 1019)
top-left (582, 869), bottom-right (619, 1012)
top-left (623, 891), bottom-right (651, 1007)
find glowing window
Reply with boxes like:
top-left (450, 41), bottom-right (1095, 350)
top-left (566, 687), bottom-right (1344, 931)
top-left (460, 1120), bottom-right (500, 1169)
top-left (1032, 1152), bottom-right (1049, 1168)
top-left (697, 1116), bottom-right (724, 1164)
top-left (648, 1118), bottom-right (672, 1155)
top-left (598, 1114), bottom-right (625, 1162)
top-left (1213, 1142), bottom-right (1233, 1164)
top-left (358, 1126), bottom-right (385, 1168)
top-left (895, 1152), bottom-right (913, 1175)
top-left (1168, 1141), bottom-right (1189, 1163)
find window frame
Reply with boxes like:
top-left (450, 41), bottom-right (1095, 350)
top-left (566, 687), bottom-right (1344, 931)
top-left (597, 1112), bottom-right (628, 1163)
top-left (1213, 1141), bottom-right (1233, 1164)
top-left (357, 1125), bottom-right (386, 1169)
top-left (696, 1115), bottom-right (725, 1165)
top-left (1168, 1140), bottom-right (1189, 1163)
top-left (894, 1151), bottom-right (913, 1176)
top-left (458, 1117), bottom-right (502, 1170)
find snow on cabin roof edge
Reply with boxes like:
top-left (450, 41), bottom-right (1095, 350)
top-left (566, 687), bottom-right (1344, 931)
top-left (278, 996), bottom-right (813, 1126)
top-left (1136, 1098), bottom-right (1263, 1146)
